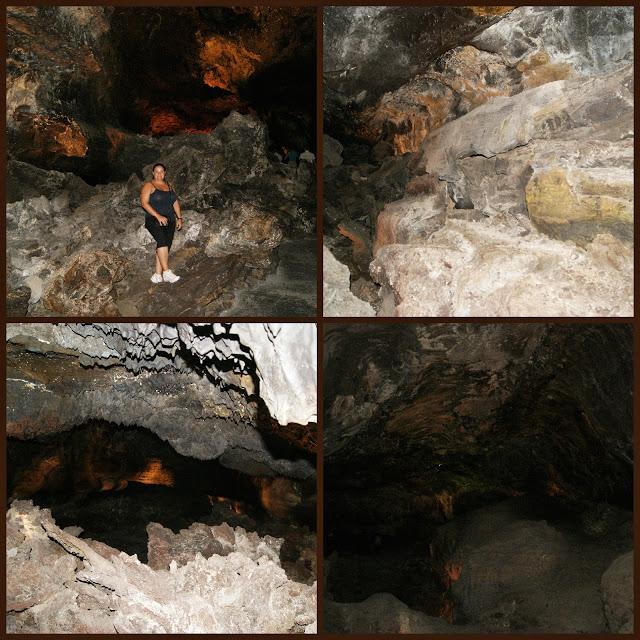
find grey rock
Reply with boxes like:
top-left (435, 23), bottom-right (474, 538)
top-left (325, 592), bottom-right (474, 633)
top-left (370, 220), bottom-right (633, 317)
top-left (323, 134), bottom-right (344, 168)
top-left (601, 552), bottom-right (633, 632)
top-left (6, 323), bottom-right (316, 478)
top-left (323, 246), bottom-right (375, 317)
top-left (472, 6), bottom-right (634, 75)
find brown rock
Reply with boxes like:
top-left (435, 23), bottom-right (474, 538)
top-left (42, 249), bottom-right (127, 316)
top-left (6, 287), bottom-right (31, 316)
top-left (525, 167), bottom-right (633, 246)
top-left (147, 522), bottom-right (228, 570)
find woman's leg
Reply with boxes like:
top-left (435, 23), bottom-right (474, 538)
top-left (154, 251), bottom-right (162, 274)
top-left (156, 246), bottom-right (169, 272)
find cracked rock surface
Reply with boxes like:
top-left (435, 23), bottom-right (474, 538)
top-left (6, 501), bottom-right (316, 633)
top-left (323, 6), bottom-right (633, 316)
top-left (7, 323), bottom-right (316, 478)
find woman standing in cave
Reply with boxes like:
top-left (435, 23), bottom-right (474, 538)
top-left (140, 163), bottom-right (183, 283)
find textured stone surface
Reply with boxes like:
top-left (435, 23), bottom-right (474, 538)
top-left (7, 323), bottom-right (316, 478)
top-left (601, 552), bottom-right (634, 633)
top-left (525, 166), bottom-right (633, 244)
top-left (323, 135), bottom-right (344, 168)
top-left (7, 112), bottom-right (316, 317)
top-left (370, 220), bottom-right (633, 317)
top-left (429, 500), bottom-right (632, 632)
top-left (6, 7), bottom-right (316, 179)
top-left (325, 593), bottom-right (473, 634)
top-left (41, 249), bottom-right (128, 315)
top-left (323, 246), bottom-right (375, 317)
top-left (325, 324), bottom-right (632, 521)
top-left (6, 501), bottom-right (316, 633)
top-left (146, 520), bottom-right (281, 571)
top-left (373, 194), bottom-right (446, 256)
top-left (471, 6), bottom-right (634, 76)
top-left (323, 6), bottom-right (634, 317)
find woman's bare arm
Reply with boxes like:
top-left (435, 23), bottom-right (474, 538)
top-left (173, 194), bottom-right (183, 230)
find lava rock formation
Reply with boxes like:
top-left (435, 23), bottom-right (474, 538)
top-left (7, 7), bottom-right (317, 317)
top-left (323, 6), bottom-right (633, 316)
top-left (324, 323), bottom-right (633, 633)
top-left (6, 323), bottom-right (317, 632)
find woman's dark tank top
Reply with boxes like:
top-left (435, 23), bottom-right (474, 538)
top-left (148, 185), bottom-right (177, 220)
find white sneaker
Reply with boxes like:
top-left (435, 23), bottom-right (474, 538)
top-left (151, 273), bottom-right (163, 284)
top-left (162, 269), bottom-right (180, 283)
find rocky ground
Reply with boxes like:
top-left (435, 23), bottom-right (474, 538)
top-left (7, 113), bottom-right (316, 317)
top-left (6, 501), bottom-right (316, 633)
top-left (326, 500), bottom-right (632, 634)
top-left (323, 6), bottom-right (633, 316)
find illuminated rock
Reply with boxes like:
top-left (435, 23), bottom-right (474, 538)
top-left (6, 501), bottom-right (316, 633)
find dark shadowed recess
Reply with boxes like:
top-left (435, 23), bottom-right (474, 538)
top-left (110, 7), bottom-right (316, 150)
top-left (8, 421), bottom-right (315, 562)
top-left (323, 324), bottom-right (632, 616)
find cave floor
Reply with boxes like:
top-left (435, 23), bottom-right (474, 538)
top-left (222, 236), bottom-right (317, 317)
top-left (110, 236), bottom-right (316, 317)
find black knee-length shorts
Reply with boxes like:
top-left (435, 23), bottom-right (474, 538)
top-left (145, 214), bottom-right (176, 249)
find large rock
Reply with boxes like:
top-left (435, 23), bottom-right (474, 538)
top-left (6, 501), bottom-right (316, 634)
top-left (601, 552), bottom-right (633, 633)
top-left (525, 166), bottom-right (633, 245)
top-left (323, 246), bottom-right (375, 317)
top-left (471, 6), bottom-right (634, 76)
top-left (325, 593), bottom-right (472, 634)
top-left (416, 70), bottom-right (630, 181)
top-left (371, 218), bottom-right (632, 317)
top-left (431, 502), bottom-right (570, 626)
top-left (41, 249), bottom-right (128, 315)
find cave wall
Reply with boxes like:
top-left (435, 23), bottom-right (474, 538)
top-left (324, 324), bottom-right (632, 538)
top-left (7, 6), bottom-right (315, 182)
top-left (7, 323), bottom-right (316, 480)
top-left (323, 6), bottom-right (634, 317)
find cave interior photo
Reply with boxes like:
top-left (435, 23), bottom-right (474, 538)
top-left (6, 323), bottom-right (317, 634)
top-left (6, 6), bottom-right (317, 317)
top-left (324, 323), bottom-right (633, 634)
top-left (323, 5), bottom-right (633, 317)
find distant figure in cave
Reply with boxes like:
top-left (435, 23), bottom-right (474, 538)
top-left (282, 146), bottom-right (300, 165)
top-left (140, 163), bottom-right (184, 283)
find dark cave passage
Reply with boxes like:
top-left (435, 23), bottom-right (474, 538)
top-left (9, 420), bottom-right (315, 565)
top-left (109, 7), bottom-right (316, 148)
top-left (7, 6), bottom-right (316, 185)
top-left (323, 323), bottom-right (633, 633)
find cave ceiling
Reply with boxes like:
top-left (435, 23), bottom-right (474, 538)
top-left (325, 324), bottom-right (632, 506)
top-left (7, 323), bottom-right (317, 480)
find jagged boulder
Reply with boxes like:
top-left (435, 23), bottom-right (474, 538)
top-left (6, 501), bottom-right (316, 634)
